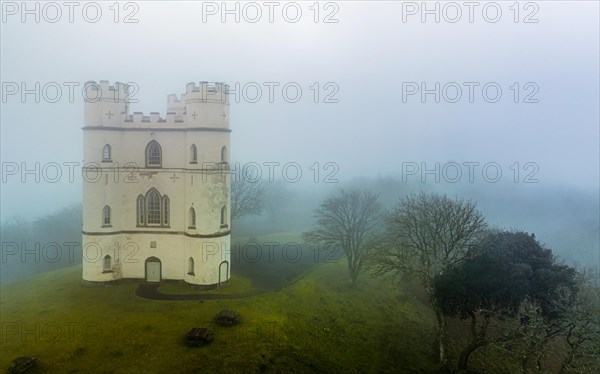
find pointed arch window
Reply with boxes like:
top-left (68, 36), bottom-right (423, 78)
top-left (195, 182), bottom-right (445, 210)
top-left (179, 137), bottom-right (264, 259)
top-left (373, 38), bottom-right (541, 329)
top-left (137, 195), bottom-right (145, 226)
top-left (188, 257), bottom-right (195, 275)
top-left (190, 144), bottom-right (197, 163)
top-left (145, 140), bottom-right (162, 167)
top-left (189, 207), bottom-right (196, 229)
top-left (221, 146), bottom-right (227, 162)
top-left (136, 189), bottom-right (169, 227)
top-left (102, 144), bottom-right (112, 161)
top-left (102, 205), bottom-right (111, 226)
top-left (162, 196), bottom-right (170, 226)
top-left (147, 189), bottom-right (161, 225)
top-left (103, 255), bottom-right (112, 272)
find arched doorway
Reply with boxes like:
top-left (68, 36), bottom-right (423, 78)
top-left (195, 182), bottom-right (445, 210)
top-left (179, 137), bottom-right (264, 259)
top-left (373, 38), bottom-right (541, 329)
top-left (145, 257), bottom-right (161, 282)
top-left (218, 260), bottom-right (229, 286)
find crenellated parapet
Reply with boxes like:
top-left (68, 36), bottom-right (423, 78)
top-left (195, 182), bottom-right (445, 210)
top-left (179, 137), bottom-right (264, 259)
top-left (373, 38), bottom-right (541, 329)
top-left (84, 81), bottom-right (230, 130)
top-left (182, 81), bottom-right (229, 103)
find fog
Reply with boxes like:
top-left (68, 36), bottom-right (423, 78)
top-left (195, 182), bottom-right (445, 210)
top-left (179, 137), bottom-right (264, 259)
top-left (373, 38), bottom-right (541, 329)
top-left (1, 2), bottom-right (598, 278)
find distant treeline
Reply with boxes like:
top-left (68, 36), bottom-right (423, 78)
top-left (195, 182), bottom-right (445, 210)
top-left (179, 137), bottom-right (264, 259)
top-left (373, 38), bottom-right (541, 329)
top-left (0, 205), bottom-right (82, 285)
top-left (2, 176), bottom-right (598, 285)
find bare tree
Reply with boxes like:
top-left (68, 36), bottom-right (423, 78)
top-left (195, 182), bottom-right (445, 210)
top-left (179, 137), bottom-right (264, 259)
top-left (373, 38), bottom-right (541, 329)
top-left (369, 192), bottom-right (487, 369)
top-left (303, 189), bottom-right (382, 287)
top-left (230, 178), bottom-right (265, 220)
top-left (264, 180), bottom-right (293, 230)
top-left (557, 270), bottom-right (600, 374)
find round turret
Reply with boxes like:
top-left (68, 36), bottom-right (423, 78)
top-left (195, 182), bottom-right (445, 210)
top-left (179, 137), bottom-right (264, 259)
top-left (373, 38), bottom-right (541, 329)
top-left (181, 82), bottom-right (230, 129)
top-left (83, 80), bottom-right (129, 126)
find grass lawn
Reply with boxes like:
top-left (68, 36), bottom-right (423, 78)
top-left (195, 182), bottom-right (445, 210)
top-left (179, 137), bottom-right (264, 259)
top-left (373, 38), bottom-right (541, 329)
top-left (1, 255), bottom-right (438, 373)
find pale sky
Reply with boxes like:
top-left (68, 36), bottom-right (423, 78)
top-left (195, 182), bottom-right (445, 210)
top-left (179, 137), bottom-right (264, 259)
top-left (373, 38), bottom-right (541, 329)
top-left (1, 1), bottom-right (599, 219)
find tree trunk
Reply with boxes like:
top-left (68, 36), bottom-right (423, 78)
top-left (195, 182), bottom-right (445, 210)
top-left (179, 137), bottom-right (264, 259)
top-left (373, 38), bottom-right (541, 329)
top-left (348, 259), bottom-right (358, 287)
top-left (456, 313), bottom-right (489, 372)
top-left (432, 303), bottom-right (448, 370)
top-left (457, 341), bottom-right (487, 371)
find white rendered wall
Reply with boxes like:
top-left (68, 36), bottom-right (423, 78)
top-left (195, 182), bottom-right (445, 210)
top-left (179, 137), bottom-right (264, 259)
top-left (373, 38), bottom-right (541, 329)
top-left (82, 81), bottom-right (231, 286)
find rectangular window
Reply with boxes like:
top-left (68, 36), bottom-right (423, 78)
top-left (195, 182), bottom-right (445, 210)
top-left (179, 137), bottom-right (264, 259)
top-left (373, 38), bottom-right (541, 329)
top-left (148, 151), bottom-right (160, 165)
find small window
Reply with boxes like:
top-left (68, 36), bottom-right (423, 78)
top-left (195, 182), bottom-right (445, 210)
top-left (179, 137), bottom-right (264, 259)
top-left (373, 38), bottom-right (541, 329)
top-left (103, 205), bottom-right (111, 226)
top-left (103, 255), bottom-right (111, 272)
top-left (162, 196), bottom-right (170, 226)
top-left (220, 205), bottom-right (227, 227)
top-left (221, 146), bottom-right (227, 162)
top-left (137, 195), bottom-right (145, 226)
top-left (102, 144), bottom-right (111, 161)
top-left (189, 207), bottom-right (196, 228)
top-left (190, 144), bottom-right (197, 163)
top-left (145, 140), bottom-right (162, 167)
top-left (188, 257), bottom-right (195, 275)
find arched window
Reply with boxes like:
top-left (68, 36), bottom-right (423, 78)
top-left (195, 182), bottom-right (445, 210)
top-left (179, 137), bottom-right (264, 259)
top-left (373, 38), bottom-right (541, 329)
top-left (146, 189), bottom-right (161, 225)
top-left (220, 205), bottom-right (227, 226)
top-left (188, 257), bottom-right (194, 275)
top-left (137, 189), bottom-right (169, 227)
top-left (162, 196), bottom-right (170, 226)
top-left (145, 140), bottom-right (162, 167)
top-left (221, 146), bottom-right (227, 162)
top-left (189, 207), bottom-right (196, 228)
top-left (103, 255), bottom-right (111, 272)
top-left (102, 144), bottom-right (111, 161)
top-left (137, 195), bottom-right (145, 226)
top-left (190, 144), bottom-right (197, 163)
top-left (103, 205), bottom-right (111, 226)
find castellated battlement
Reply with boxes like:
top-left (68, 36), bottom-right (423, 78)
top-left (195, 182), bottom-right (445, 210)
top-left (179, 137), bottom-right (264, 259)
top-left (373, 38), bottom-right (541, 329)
top-left (167, 82), bottom-right (230, 104)
top-left (124, 111), bottom-right (185, 123)
top-left (84, 80), bottom-right (130, 103)
top-left (84, 80), bottom-right (230, 129)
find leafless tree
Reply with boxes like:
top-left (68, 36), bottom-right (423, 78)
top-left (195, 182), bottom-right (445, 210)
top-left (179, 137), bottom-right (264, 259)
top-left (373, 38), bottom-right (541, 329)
top-left (263, 180), bottom-right (293, 230)
top-left (369, 192), bottom-right (487, 369)
top-left (230, 177), bottom-right (266, 220)
top-left (303, 189), bottom-right (382, 287)
top-left (557, 270), bottom-right (600, 374)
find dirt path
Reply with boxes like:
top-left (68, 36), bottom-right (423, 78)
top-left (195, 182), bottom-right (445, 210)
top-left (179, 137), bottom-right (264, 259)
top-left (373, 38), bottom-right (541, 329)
top-left (135, 264), bottom-right (319, 301)
top-left (135, 283), bottom-right (268, 300)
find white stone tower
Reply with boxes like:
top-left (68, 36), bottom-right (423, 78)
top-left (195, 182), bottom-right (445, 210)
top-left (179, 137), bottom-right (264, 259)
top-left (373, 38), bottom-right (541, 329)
top-left (81, 81), bottom-right (231, 288)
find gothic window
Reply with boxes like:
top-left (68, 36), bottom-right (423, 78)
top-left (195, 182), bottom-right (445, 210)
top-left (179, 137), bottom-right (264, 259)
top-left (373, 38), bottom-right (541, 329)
top-left (103, 255), bottom-right (111, 272)
top-left (188, 257), bottom-right (195, 275)
top-left (190, 144), bottom-right (197, 163)
top-left (145, 140), bottom-right (162, 167)
top-left (137, 189), bottom-right (169, 227)
top-left (146, 189), bottom-right (161, 225)
top-left (221, 146), bottom-right (227, 162)
top-left (162, 196), bottom-right (170, 226)
top-left (103, 205), bottom-right (111, 226)
top-left (189, 207), bottom-right (196, 228)
top-left (137, 195), bottom-right (145, 226)
top-left (102, 144), bottom-right (111, 161)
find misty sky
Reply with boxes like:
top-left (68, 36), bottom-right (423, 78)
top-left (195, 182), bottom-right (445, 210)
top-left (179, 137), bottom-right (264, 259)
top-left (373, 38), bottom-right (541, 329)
top-left (1, 1), bottom-right (599, 220)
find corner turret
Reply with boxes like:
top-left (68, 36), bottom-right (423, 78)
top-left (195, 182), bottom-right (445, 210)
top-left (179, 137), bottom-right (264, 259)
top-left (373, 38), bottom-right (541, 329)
top-left (83, 80), bottom-right (130, 126)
